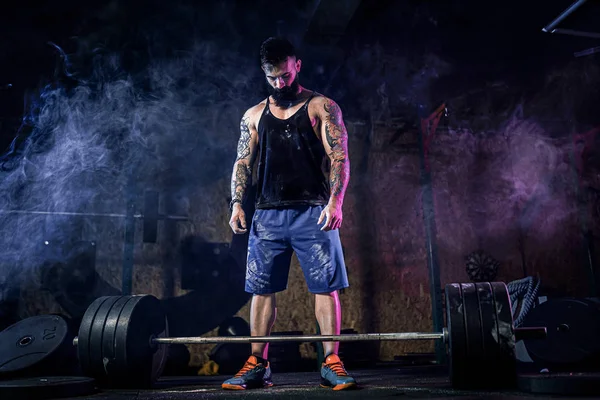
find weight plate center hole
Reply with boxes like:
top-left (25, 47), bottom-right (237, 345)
top-left (557, 323), bottom-right (569, 333)
top-left (18, 335), bottom-right (34, 347)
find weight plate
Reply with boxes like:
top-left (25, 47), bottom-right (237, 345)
top-left (0, 315), bottom-right (69, 376)
top-left (490, 282), bottom-right (516, 387)
top-left (522, 298), bottom-right (600, 366)
top-left (518, 372), bottom-right (600, 395)
top-left (445, 283), bottom-right (468, 389)
top-left (100, 296), bottom-right (132, 385)
top-left (77, 296), bottom-right (111, 378)
top-left (446, 282), bottom-right (517, 390)
top-left (475, 282), bottom-right (498, 365)
top-left (101, 296), bottom-right (169, 386)
top-left (112, 295), bottom-right (166, 388)
top-left (0, 376), bottom-right (96, 400)
top-left (462, 283), bottom-right (485, 367)
top-left (473, 282), bottom-right (517, 388)
top-left (87, 296), bottom-right (123, 381)
top-left (459, 283), bottom-right (490, 389)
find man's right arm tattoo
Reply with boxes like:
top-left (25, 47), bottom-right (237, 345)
top-left (232, 163), bottom-right (251, 203)
top-left (236, 116), bottom-right (251, 161)
top-left (231, 116), bottom-right (253, 204)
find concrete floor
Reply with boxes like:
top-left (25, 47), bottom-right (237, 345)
top-left (25, 366), bottom-right (594, 400)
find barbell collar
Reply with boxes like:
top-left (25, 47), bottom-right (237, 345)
top-left (151, 331), bottom-right (446, 345)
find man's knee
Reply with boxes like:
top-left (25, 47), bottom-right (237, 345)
top-left (253, 293), bottom-right (276, 300)
top-left (251, 293), bottom-right (277, 309)
top-left (317, 290), bottom-right (338, 296)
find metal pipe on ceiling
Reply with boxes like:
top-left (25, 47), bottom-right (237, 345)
top-left (542, 0), bottom-right (588, 33)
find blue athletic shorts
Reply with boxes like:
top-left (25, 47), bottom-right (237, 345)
top-left (245, 205), bottom-right (350, 294)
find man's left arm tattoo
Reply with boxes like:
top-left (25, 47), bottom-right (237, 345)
top-left (323, 100), bottom-right (350, 202)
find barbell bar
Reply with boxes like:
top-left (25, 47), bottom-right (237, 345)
top-left (73, 326), bottom-right (545, 346)
top-left (73, 331), bottom-right (449, 347)
top-left (152, 331), bottom-right (449, 344)
top-left (72, 282), bottom-right (547, 390)
top-left (152, 326), bottom-right (545, 345)
top-left (152, 326), bottom-right (544, 345)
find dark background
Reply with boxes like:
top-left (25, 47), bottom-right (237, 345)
top-left (2, 0), bottom-right (599, 150)
top-left (0, 0), bottom-right (599, 367)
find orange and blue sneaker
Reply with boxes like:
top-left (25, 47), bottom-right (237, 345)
top-left (222, 355), bottom-right (273, 390)
top-left (320, 354), bottom-right (357, 390)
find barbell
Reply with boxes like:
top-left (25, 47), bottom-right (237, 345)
top-left (0, 191), bottom-right (188, 243)
top-left (71, 281), bottom-right (546, 390)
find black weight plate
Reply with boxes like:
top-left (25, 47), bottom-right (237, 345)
top-left (460, 283), bottom-right (487, 388)
top-left (522, 298), bottom-right (600, 366)
top-left (100, 296), bottom-right (169, 386)
top-left (473, 282), bottom-right (497, 388)
top-left (87, 296), bottom-right (123, 381)
top-left (0, 376), bottom-right (96, 400)
top-left (518, 372), bottom-right (600, 395)
top-left (476, 282), bottom-right (516, 388)
top-left (491, 281), bottom-right (516, 387)
top-left (100, 296), bottom-right (132, 385)
top-left (0, 315), bottom-right (69, 376)
top-left (77, 296), bottom-right (111, 378)
top-left (112, 295), bottom-right (166, 388)
top-left (445, 283), bottom-right (468, 389)
top-left (475, 282), bottom-right (497, 361)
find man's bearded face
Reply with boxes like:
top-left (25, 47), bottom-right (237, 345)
top-left (268, 75), bottom-right (300, 105)
top-left (263, 56), bottom-right (301, 106)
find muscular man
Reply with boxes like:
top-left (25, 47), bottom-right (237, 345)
top-left (222, 37), bottom-right (356, 391)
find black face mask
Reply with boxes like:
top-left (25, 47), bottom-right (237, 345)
top-left (268, 75), bottom-right (300, 107)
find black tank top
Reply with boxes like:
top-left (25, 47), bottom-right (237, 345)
top-left (255, 92), bottom-right (330, 209)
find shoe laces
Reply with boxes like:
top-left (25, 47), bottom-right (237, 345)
top-left (326, 361), bottom-right (348, 376)
top-left (234, 360), bottom-right (259, 377)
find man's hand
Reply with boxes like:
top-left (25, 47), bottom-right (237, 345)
top-left (317, 203), bottom-right (343, 231)
top-left (229, 204), bottom-right (247, 234)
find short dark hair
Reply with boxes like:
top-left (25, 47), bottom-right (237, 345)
top-left (260, 37), bottom-right (297, 67)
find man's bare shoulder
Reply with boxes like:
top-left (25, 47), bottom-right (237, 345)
top-left (242, 99), bottom-right (268, 128)
top-left (309, 93), bottom-right (341, 116)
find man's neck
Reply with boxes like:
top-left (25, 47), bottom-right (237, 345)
top-left (272, 87), bottom-right (307, 109)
